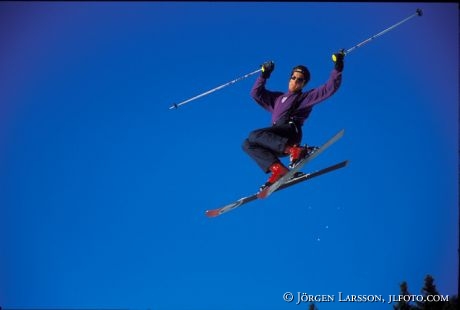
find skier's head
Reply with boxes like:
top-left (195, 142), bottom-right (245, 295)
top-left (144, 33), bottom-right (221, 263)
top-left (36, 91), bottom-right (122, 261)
top-left (289, 65), bottom-right (310, 92)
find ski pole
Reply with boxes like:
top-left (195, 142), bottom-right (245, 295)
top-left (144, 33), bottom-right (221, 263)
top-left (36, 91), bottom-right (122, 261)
top-left (336, 8), bottom-right (423, 57)
top-left (169, 68), bottom-right (262, 110)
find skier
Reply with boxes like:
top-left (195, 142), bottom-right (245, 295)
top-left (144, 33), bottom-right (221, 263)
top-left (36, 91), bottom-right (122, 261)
top-left (242, 51), bottom-right (345, 191)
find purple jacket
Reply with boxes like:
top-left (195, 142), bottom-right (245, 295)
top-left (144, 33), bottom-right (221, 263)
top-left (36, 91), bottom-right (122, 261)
top-left (250, 69), bottom-right (342, 125)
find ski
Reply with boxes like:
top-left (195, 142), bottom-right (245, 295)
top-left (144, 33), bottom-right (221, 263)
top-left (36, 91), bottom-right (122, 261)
top-left (205, 160), bottom-right (349, 218)
top-left (257, 129), bottom-right (345, 199)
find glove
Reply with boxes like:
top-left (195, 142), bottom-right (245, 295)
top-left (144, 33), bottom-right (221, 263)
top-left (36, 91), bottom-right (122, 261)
top-left (332, 49), bottom-right (345, 72)
top-left (261, 61), bottom-right (275, 79)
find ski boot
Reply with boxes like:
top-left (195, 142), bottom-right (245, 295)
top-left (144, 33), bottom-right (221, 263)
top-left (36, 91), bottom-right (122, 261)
top-left (259, 162), bottom-right (289, 192)
top-left (287, 145), bottom-right (319, 168)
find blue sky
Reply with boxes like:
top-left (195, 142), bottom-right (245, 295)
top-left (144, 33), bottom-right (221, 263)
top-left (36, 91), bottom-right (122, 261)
top-left (0, 2), bottom-right (457, 310)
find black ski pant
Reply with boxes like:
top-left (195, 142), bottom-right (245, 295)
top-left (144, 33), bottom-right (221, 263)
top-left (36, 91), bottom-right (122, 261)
top-left (242, 121), bottom-right (302, 173)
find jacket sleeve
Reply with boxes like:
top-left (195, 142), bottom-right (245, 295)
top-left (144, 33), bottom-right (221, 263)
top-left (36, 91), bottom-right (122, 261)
top-left (250, 76), bottom-right (283, 113)
top-left (300, 69), bottom-right (342, 109)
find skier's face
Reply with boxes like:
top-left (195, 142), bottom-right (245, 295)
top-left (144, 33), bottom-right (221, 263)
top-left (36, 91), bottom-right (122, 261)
top-left (288, 72), bottom-right (306, 92)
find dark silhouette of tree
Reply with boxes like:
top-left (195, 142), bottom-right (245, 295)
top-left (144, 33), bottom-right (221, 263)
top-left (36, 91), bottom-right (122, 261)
top-left (393, 281), bottom-right (416, 310)
top-left (393, 275), bottom-right (458, 310)
top-left (416, 274), bottom-right (444, 310)
top-left (308, 303), bottom-right (318, 310)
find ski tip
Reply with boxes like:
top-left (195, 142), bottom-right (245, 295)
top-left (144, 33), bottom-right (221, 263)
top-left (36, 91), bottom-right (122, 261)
top-left (205, 210), bottom-right (220, 218)
top-left (256, 190), bottom-right (268, 199)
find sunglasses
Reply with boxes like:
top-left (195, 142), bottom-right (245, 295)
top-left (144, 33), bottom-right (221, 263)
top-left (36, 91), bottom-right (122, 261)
top-left (290, 76), bottom-right (305, 83)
